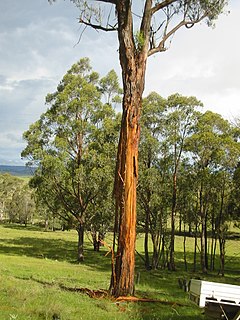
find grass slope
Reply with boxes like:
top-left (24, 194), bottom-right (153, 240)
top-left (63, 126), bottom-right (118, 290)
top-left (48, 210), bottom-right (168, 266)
top-left (0, 224), bottom-right (239, 320)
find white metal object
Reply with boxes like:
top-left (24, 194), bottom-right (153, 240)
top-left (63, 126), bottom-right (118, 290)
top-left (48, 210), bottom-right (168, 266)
top-left (189, 279), bottom-right (240, 308)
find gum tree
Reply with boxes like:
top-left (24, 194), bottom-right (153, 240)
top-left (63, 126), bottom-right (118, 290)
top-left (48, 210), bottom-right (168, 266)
top-left (50, 0), bottom-right (228, 297)
top-left (186, 111), bottom-right (240, 273)
top-left (138, 92), bottom-right (167, 270)
top-left (22, 58), bottom-right (119, 261)
top-left (164, 94), bottom-right (201, 271)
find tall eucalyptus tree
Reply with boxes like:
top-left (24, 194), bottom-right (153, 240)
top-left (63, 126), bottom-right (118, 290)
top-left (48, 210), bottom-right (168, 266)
top-left (138, 92), bottom-right (167, 270)
top-left (186, 111), bottom-right (240, 273)
top-left (22, 58), bottom-right (119, 261)
top-left (50, 0), bottom-right (228, 296)
top-left (164, 94), bottom-right (201, 270)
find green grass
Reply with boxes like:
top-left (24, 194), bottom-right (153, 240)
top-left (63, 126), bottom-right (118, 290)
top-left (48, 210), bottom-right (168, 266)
top-left (0, 224), bottom-right (239, 320)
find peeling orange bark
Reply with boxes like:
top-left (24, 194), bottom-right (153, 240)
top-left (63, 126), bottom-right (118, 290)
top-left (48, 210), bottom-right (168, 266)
top-left (110, 0), bottom-right (151, 297)
top-left (111, 91), bottom-right (141, 297)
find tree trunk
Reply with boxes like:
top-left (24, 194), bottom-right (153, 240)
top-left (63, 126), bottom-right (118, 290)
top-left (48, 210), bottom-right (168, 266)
top-left (200, 217), bottom-right (207, 273)
top-left (144, 209), bottom-right (150, 270)
top-left (151, 231), bottom-right (161, 270)
top-left (183, 222), bottom-right (188, 271)
top-left (111, 90), bottom-right (141, 297)
top-left (199, 187), bottom-right (208, 273)
top-left (77, 223), bottom-right (84, 262)
top-left (204, 211), bottom-right (208, 270)
top-left (210, 212), bottom-right (216, 271)
top-left (169, 171), bottom-right (177, 271)
top-left (218, 237), bottom-right (225, 276)
top-left (193, 221), bottom-right (198, 272)
top-left (110, 0), bottom-right (151, 297)
top-left (91, 229), bottom-right (100, 252)
top-left (110, 59), bottom-right (147, 296)
top-left (218, 187), bottom-right (226, 276)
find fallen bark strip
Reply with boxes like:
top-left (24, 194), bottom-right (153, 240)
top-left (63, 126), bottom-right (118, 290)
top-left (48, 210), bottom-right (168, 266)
top-left (14, 275), bottom-right (188, 306)
top-left (14, 275), bottom-right (109, 299)
top-left (59, 284), bottom-right (108, 299)
top-left (116, 296), bottom-right (188, 307)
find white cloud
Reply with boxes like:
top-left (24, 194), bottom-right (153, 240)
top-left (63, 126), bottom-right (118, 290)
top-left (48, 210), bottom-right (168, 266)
top-left (0, 0), bottom-right (239, 164)
top-left (145, 1), bottom-right (240, 121)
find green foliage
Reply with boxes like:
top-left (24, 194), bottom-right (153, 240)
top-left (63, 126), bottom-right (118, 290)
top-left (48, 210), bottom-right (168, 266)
top-left (22, 58), bottom-right (121, 258)
top-left (134, 31), bottom-right (145, 51)
top-left (99, 69), bottom-right (123, 105)
top-left (138, 92), bottom-right (240, 271)
top-left (0, 174), bottom-right (35, 224)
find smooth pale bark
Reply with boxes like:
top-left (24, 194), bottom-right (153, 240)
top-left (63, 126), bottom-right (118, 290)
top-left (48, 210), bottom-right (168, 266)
top-left (77, 223), bottom-right (84, 262)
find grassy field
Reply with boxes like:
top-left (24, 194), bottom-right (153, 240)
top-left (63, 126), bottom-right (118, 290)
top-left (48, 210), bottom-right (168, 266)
top-left (0, 224), bottom-right (239, 320)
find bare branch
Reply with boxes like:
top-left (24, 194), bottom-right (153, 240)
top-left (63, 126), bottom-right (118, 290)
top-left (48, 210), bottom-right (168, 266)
top-left (148, 13), bottom-right (207, 56)
top-left (94, 0), bottom-right (116, 3)
top-left (151, 0), bottom-right (178, 15)
top-left (74, 24), bottom-right (88, 47)
top-left (79, 18), bottom-right (117, 31)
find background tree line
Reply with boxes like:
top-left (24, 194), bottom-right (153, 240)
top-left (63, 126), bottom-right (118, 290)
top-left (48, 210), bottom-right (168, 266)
top-left (0, 174), bottom-right (35, 225)
top-left (1, 58), bottom-right (239, 276)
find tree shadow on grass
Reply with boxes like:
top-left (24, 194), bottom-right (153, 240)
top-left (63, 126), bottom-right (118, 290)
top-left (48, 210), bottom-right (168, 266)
top-left (0, 236), bottom-right (76, 261)
top-left (1, 223), bottom-right (45, 232)
top-left (0, 226), bottom-right (112, 273)
top-left (0, 225), bottom-right (209, 319)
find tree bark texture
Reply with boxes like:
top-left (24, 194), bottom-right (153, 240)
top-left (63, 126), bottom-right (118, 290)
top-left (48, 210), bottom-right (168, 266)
top-left (110, 0), bottom-right (151, 297)
top-left (111, 81), bottom-right (142, 296)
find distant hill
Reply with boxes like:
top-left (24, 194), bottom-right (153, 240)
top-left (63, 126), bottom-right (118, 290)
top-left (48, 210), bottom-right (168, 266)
top-left (0, 165), bottom-right (36, 177)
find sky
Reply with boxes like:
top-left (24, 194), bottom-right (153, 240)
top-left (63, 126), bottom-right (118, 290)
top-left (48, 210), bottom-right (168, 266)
top-left (0, 0), bottom-right (240, 165)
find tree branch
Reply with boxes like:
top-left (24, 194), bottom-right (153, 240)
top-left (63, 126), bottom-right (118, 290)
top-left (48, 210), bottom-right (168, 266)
top-left (148, 13), bottom-right (207, 56)
top-left (140, 0), bottom-right (153, 50)
top-left (151, 0), bottom-right (178, 15)
top-left (94, 0), bottom-right (116, 4)
top-left (79, 18), bottom-right (117, 32)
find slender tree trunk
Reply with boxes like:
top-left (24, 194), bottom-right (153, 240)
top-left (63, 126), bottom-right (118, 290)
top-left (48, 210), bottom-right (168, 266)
top-left (179, 213), bottom-right (182, 233)
top-left (204, 211), bottom-right (208, 270)
top-left (213, 235), bottom-right (217, 271)
top-left (151, 232), bottom-right (161, 270)
top-left (183, 222), bottom-right (188, 271)
top-left (144, 209), bottom-right (150, 270)
top-left (98, 231), bottom-right (104, 246)
top-left (218, 237), bottom-right (225, 276)
top-left (200, 218), bottom-right (207, 273)
top-left (91, 229), bottom-right (100, 252)
top-left (169, 172), bottom-right (177, 271)
top-left (210, 212), bottom-right (215, 271)
top-left (218, 186), bottom-right (226, 276)
top-left (45, 218), bottom-right (49, 231)
top-left (77, 222), bottom-right (84, 262)
top-left (162, 235), bottom-right (168, 268)
top-left (193, 221), bottom-right (198, 272)
top-left (199, 187), bottom-right (208, 273)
